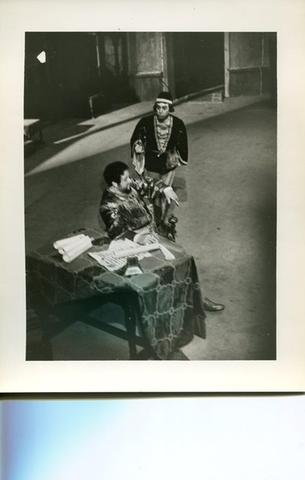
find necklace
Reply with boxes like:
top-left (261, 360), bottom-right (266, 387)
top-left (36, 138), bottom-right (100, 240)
top-left (154, 115), bottom-right (173, 153)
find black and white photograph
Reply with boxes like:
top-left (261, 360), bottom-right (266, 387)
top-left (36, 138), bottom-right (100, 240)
top-left (0, 0), bottom-right (304, 391)
top-left (24, 31), bottom-right (277, 362)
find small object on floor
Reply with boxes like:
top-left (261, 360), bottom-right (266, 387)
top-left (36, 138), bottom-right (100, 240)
top-left (203, 297), bottom-right (225, 312)
top-left (176, 328), bottom-right (194, 348)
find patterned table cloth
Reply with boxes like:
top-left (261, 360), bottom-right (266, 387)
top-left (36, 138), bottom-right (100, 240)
top-left (26, 228), bottom-right (206, 359)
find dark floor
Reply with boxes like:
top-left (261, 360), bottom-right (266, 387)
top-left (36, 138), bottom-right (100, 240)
top-left (25, 95), bottom-right (276, 360)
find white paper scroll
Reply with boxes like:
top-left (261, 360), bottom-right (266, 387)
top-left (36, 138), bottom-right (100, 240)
top-left (53, 234), bottom-right (93, 263)
top-left (114, 242), bottom-right (160, 259)
top-left (113, 242), bottom-right (175, 261)
top-left (53, 234), bottom-right (86, 250)
top-left (62, 237), bottom-right (93, 263)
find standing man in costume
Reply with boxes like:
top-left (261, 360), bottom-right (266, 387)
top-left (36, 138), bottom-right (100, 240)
top-left (130, 91), bottom-right (187, 226)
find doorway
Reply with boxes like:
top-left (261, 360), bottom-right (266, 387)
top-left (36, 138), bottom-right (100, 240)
top-left (171, 32), bottom-right (224, 98)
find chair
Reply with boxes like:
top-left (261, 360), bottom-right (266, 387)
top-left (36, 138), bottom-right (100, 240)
top-left (155, 214), bottom-right (178, 242)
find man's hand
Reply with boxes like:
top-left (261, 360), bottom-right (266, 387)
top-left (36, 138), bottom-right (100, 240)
top-left (134, 140), bottom-right (145, 154)
top-left (164, 187), bottom-right (179, 206)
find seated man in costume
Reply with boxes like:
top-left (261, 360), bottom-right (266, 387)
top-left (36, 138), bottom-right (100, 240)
top-left (100, 161), bottom-right (179, 240)
top-left (130, 91), bottom-right (187, 227)
top-left (100, 161), bottom-right (224, 314)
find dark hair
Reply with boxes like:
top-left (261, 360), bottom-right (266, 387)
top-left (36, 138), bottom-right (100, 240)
top-left (103, 161), bottom-right (129, 187)
top-left (153, 102), bottom-right (175, 113)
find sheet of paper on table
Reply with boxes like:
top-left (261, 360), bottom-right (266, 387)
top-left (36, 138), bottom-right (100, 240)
top-left (108, 238), bottom-right (152, 260)
top-left (88, 238), bottom-right (152, 272)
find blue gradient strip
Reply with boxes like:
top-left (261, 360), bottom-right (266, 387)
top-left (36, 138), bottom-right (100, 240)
top-left (2, 397), bottom-right (305, 480)
top-left (2, 400), bottom-right (126, 480)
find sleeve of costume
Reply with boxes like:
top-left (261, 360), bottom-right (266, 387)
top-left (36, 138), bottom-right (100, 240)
top-left (100, 201), bottom-right (126, 240)
top-left (130, 118), bottom-right (147, 175)
top-left (130, 177), bottom-right (170, 199)
top-left (130, 118), bottom-right (146, 154)
top-left (177, 120), bottom-right (188, 165)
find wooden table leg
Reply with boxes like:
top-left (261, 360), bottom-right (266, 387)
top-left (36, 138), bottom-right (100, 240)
top-left (27, 294), bottom-right (54, 360)
top-left (123, 299), bottom-right (138, 360)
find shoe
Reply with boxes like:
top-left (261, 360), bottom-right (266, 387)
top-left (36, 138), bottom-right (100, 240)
top-left (203, 297), bottom-right (225, 312)
top-left (176, 329), bottom-right (194, 348)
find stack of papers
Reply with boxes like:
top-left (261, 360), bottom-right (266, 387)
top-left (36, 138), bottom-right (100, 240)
top-left (88, 237), bottom-right (175, 272)
top-left (88, 251), bottom-right (127, 272)
top-left (88, 238), bottom-right (152, 272)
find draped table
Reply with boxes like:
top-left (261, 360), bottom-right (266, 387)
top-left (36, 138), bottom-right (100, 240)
top-left (26, 228), bottom-right (206, 360)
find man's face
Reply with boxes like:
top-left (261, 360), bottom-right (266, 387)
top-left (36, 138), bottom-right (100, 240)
top-left (155, 102), bottom-right (170, 121)
top-left (116, 169), bottom-right (131, 193)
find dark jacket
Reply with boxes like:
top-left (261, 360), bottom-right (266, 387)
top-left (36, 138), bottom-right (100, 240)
top-left (130, 114), bottom-right (188, 175)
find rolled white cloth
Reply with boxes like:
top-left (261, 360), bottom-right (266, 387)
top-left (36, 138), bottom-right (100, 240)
top-left (62, 236), bottom-right (93, 263)
top-left (58, 237), bottom-right (90, 255)
top-left (53, 234), bottom-right (86, 250)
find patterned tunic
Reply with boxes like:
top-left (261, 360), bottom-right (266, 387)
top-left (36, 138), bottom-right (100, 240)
top-left (100, 178), bottom-right (167, 239)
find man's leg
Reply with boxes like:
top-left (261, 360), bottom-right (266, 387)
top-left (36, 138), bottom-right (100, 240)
top-left (146, 169), bottom-right (177, 223)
